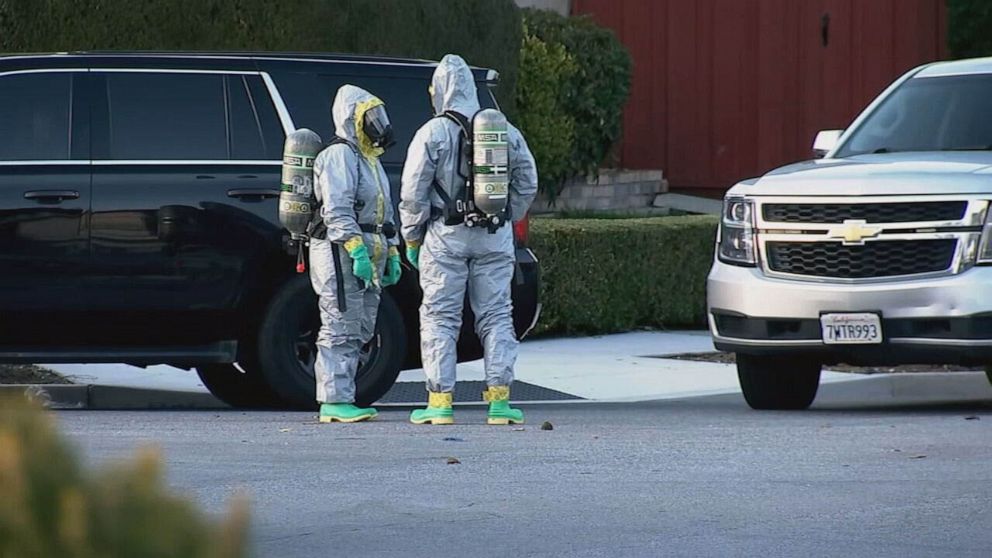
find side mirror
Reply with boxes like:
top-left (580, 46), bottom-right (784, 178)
top-left (813, 130), bottom-right (843, 158)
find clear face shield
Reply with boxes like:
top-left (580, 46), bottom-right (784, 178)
top-left (362, 105), bottom-right (395, 150)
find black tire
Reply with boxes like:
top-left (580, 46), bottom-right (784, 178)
top-left (736, 354), bottom-right (821, 410)
top-left (195, 363), bottom-right (285, 409)
top-left (256, 275), bottom-right (407, 409)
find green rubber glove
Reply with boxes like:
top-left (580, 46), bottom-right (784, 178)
top-left (406, 240), bottom-right (421, 270)
top-left (382, 247), bottom-right (403, 287)
top-left (345, 239), bottom-right (374, 284)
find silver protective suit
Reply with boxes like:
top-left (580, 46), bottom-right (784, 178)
top-left (399, 54), bottom-right (538, 393)
top-left (311, 85), bottom-right (398, 404)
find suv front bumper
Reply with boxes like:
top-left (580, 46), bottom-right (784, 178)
top-left (708, 261), bottom-right (992, 365)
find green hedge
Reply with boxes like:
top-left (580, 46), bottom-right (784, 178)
top-left (517, 8), bottom-right (632, 195)
top-left (530, 215), bottom-right (718, 336)
top-left (948, 0), bottom-right (992, 59)
top-left (0, 0), bottom-right (522, 115)
top-left (517, 28), bottom-right (577, 193)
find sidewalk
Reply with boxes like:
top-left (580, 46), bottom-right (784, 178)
top-left (25, 330), bottom-right (992, 408)
top-left (51, 363), bottom-right (208, 393)
top-left (394, 330), bottom-right (858, 402)
top-left (35, 331), bottom-right (860, 406)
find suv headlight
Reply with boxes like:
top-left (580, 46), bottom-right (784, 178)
top-left (977, 205), bottom-right (992, 264)
top-left (718, 197), bottom-right (757, 266)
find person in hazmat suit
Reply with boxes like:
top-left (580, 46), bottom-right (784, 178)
top-left (310, 84), bottom-right (401, 423)
top-left (400, 54), bottom-right (538, 425)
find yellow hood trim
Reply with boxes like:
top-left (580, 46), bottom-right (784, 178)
top-left (354, 97), bottom-right (386, 161)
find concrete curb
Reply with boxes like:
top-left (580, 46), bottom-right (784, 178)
top-left (0, 384), bottom-right (227, 410)
top-left (3, 371), bottom-right (990, 410)
top-left (813, 371), bottom-right (992, 407)
top-left (0, 384), bottom-right (91, 409)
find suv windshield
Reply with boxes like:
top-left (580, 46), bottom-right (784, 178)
top-left (837, 74), bottom-right (992, 157)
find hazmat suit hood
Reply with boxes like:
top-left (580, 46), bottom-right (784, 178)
top-left (430, 54), bottom-right (481, 118)
top-left (332, 84), bottom-right (387, 160)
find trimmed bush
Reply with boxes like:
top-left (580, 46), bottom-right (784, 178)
top-left (948, 0), bottom-right (992, 59)
top-left (517, 8), bottom-right (631, 194)
top-left (530, 215), bottom-right (718, 336)
top-left (0, 395), bottom-right (248, 557)
top-left (0, 0), bottom-right (522, 115)
top-left (517, 29), bottom-right (577, 193)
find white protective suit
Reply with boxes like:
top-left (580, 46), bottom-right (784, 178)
top-left (399, 54), bottom-right (538, 393)
top-left (310, 85), bottom-right (398, 404)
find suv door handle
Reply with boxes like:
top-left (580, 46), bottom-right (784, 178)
top-left (24, 190), bottom-right (80, 202)
top-left (227, 188), bottom-right (280, 200)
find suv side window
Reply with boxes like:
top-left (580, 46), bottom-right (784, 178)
top-left (98, 72), bottom-right (227, 160)
top-left (354, 76), bottom-right (498, 164)
top-left (0, 72), bottom-right (73, 161)
top-left (273, 71), bottom-right (498, 165)
top-left (245, 76), bottom-right (287, 159)
top-left (229, 75), bottom-right (284, 160)
top-left (347, 76), bottom-right (433, 165)
top-left (270, 72), bottom-right (346, 144)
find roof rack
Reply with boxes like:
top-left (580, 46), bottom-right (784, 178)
top-left (0, 51), bottom-right (496, 75)
top-left (69, 50), bottom-right (438, 65)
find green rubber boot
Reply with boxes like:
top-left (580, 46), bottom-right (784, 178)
top-left (318, 403), bottom-right (377, 423)
top-left (484, 386), bottom-right (524, 425)
top-left (410, 392), bottom-right (455, 425)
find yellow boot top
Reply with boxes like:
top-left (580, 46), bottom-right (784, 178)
top-left (482, 385), bottom-right (511, 402)
top-left (429, 391), bottom-right (453, 408)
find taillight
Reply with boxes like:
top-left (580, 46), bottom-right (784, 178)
top-left (513, 212), bottom-right (529, 246)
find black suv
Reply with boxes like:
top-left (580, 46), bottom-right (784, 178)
top-left (0, 52), bottom-right (541, 408)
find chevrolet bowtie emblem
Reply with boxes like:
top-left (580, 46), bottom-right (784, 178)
top-left (827, 219), bottom-right (882, 245)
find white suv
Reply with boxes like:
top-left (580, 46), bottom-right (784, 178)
top-left (707, 56), bottom-right (992, 410)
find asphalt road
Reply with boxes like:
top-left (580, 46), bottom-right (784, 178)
top-left (58, 385), bottom-right (992, 558)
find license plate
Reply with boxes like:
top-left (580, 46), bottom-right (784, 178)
top-left (820, 313), bottom-right (882, 345)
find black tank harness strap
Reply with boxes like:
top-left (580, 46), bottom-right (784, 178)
top-left (429, 110), bottom-right (509, 232)
top-left (330, 244), bottom-right (348, 313)
top-left (307, 136), bottom-right (396, 240)
top-left (359, 222), bottom-right (396, 237)
top-left (431, 110), bottom-right (475, 225)
top-left (308, 136), bottom-right (393, 311)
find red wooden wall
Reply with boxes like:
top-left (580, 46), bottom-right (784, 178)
top-left (571, 0), bottom-right (947, 192)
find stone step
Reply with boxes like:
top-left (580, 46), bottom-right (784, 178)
top-left (652, 193), bottom-right (723, 215)
top-left (531, 169), bottom-right (667, 213)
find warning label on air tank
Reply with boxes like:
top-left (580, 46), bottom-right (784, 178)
top-left (281, 175), bottom-right (313, 196)
top-left (475, 175), bottom-right (508, 196)
top-left (475, 132), bottom-right (508, 143)
top-left (483, 183), bottom-right (508, 195)
top-left (280, 200), bottom-right (312, 213)
top-left (474, 148), bottom-right (507, 167)
top-left (292, 175), bottom-right (313, 195)
top-left (283, 155), bottom-right (316, 168)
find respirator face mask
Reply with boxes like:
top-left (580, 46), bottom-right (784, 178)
top-left (363, 105), bottom-right (395, 150)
